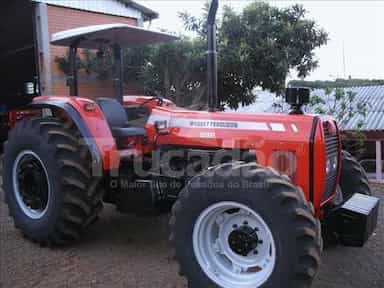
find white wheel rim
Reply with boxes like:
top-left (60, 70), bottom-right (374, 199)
top-left (193, 202), bottom-right (276, 288)
top-left (12, 150), bottom-right (51, 220)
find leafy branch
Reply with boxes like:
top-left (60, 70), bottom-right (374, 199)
top-left (310, 87), bottom-right (368, 156)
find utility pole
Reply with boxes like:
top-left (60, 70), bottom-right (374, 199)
top-left (342, 41), bottom-right (347, 78)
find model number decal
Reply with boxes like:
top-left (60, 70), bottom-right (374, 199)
top-left (200, 132), bottom-right (216, 138)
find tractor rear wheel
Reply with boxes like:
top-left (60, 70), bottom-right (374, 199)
top-left (170, 162), bottom-right (321, 288)
top-left (2, 117), bottom-right (103, 245)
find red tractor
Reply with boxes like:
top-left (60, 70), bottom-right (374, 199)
top-left (1, 1), bottom-right (379, 287)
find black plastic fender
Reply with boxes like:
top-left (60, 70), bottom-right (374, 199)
top-left (29, 100), bottom-right (103, 173)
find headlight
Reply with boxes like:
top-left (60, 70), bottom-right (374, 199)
top-left (326, 155), bottom-right (338, 175)
top-left (332, 155), bottom-right (338, 170)
top-left (326, 159), bottom-right (331, 174)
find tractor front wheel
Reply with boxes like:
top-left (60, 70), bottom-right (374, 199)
top-left (170, 162), bottom-right (321, 288)
top-left (333, 150), bottom-right (372, 206)
top-left (323, 150), bottom-right (373, 246)
top-left (339, 150), bottom-right (371, 200)
top-left (2, 117), bottom-right (103, 245)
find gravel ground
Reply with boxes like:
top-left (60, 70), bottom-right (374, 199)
top-left (0, 183), bottom-right (383, 288)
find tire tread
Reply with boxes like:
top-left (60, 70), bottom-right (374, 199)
top-left (170, 162), bottom-right (321, 288)
top-left (2, 117), bottom-right (103, 245)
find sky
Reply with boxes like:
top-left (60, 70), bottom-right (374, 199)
top-left (137, 0), bottom-right (384, 81)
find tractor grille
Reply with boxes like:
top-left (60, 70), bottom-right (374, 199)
top-left (323, 121), bottom-right (340, 201)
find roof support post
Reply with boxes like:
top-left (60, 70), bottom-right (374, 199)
top-left (376, 140), bottom-right (382, 182)
top-left (32, 3), bottom-right (41, 96)
top-left (34, 3), bottom-right (52, 95)
top-left (112, 44), bottom-right (124, 104)
top-left (68, 45), bottom-right (78, 96)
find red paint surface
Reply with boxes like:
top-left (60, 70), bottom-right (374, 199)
top-left (13, 95), bottom-right (341, 215)
top-left (33, 96), bottom-right (119, 170)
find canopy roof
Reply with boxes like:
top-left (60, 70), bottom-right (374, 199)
top-left (51, 23), bottom-right (178, 49)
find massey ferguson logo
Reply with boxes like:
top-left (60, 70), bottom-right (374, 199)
top-left (190, 121), bottom-right (238, 128)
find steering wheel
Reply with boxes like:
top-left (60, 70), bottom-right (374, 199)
top-left (139, 96), bottom-right (164, 108)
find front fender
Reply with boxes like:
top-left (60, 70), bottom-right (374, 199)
top-left (30, 96), bottom-right (120, 171)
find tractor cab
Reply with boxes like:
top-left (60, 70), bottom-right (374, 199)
top-left (50, 23), bottom-right (178, 148)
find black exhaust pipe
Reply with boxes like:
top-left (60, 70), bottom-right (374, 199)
top-left (207, 0), bottom-right (219, 112)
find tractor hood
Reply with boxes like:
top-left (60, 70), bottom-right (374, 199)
top-left (146, 106), bottom-right (320, 150)
top-left (144, 104), bottom-right (340, 211)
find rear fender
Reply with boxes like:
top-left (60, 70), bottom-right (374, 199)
top-left (29, 96), bottom-right (120, 172)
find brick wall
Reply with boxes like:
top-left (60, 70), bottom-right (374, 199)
top-left (47, 5), bottom-right (144, 99)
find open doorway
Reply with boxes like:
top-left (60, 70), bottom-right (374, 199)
top-left (0, 0), bottom-right (39, 108)
top-left (0, 0), bottom-right (39, 146)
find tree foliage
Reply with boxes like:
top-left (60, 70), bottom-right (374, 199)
top-left (140, 38), bottom-right (208, 108)
top-left (310, 87), bottom-right (368, 155)
top-left (310, 87), bottom-right (367, 128)
top-left (56, 1), bottom-right (328, 109)
top-left (178, 2), bottom-right (328, 108)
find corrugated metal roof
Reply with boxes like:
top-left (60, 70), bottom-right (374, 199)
top-left (226, 90), bottom-right (289, 114)
top-left (228, 85), bottom-right (384, 132)
top-left (310, 86), bottom-right (384, 131)
top-left (32, 0), bottom-right (158, 21)
top-left (119, 1), bottom-right (159, 20)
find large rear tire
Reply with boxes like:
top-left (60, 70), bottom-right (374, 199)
top-left (170, 162), bottom-right (321, 288)
top-left (2, 117), bottom-right (103, 245)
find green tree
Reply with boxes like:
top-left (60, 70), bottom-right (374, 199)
top-left (310, 87), bottom-right (367, 128)
top-left (140, 38), bottom-right (208, 108)
top-left (180, 2), bottom-right (328, 108)
top-left (56, 1), bottom-right (328, 109)
top-left (310, 87), bottom-right (368, 155)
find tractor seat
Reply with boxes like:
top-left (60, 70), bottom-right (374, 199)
top-left (96, 98), bottom-right (147, 140)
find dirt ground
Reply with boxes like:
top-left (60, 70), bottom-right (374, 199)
top-left (0, 183), bottom-right (383, 288)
